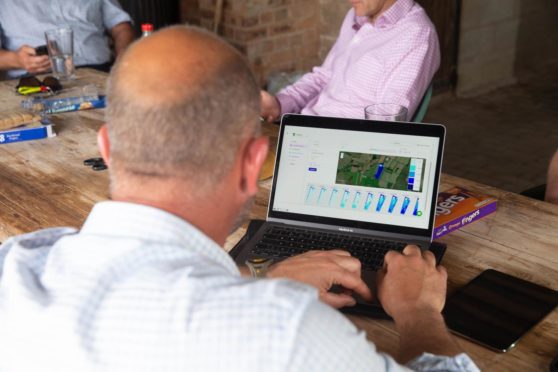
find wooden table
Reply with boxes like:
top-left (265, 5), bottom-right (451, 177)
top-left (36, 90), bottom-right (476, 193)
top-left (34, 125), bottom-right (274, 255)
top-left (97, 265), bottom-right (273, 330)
top-left (1, 70), bottom-right (557, 371)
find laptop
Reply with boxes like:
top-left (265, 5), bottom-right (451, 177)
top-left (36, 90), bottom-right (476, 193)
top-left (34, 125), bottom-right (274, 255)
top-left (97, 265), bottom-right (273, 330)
top-left (230, 114), bottom-right (446, 317)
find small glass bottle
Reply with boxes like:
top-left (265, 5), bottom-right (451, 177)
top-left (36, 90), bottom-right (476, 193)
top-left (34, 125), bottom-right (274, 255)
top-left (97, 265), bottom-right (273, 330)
top-left (141, 23), bottom-right (154, 37)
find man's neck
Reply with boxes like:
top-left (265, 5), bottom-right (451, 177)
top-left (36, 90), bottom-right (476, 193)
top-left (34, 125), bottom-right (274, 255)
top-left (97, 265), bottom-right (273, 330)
top-left (369, 0), bottom-right (398, 23)
top-left (111, 180), bottom-right (235, 247)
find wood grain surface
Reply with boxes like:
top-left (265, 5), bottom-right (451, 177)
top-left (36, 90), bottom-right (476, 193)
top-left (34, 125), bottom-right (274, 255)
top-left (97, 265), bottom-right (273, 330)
top-left (1, 69), bottom-right (557, 371)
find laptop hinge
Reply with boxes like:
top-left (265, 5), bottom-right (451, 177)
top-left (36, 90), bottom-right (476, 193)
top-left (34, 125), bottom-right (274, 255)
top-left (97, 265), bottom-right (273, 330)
top-left (266, 217), bottom-right (431, 247)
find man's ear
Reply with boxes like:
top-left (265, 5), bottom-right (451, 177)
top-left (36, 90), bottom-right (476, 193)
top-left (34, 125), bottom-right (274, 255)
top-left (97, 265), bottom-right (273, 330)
top-left (97, 124), bottom-right (111, 165)
top-left (240, 136), bottom-right (269, 196)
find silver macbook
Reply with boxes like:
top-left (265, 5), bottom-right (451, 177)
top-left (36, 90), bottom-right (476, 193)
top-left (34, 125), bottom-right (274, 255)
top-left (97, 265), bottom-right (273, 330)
top-left (230, 114), bottom-right (446, 315)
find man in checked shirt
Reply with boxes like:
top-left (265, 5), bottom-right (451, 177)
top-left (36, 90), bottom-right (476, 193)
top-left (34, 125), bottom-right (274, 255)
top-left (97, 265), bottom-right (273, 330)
top-left (0, 26), bottom-right (477, 371)
top-left (261, 0), bottom-right (440, 122)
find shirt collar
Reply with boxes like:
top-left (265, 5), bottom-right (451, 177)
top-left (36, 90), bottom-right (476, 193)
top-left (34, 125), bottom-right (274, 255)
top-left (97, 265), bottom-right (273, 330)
top-left (80, 201), bottom-right (240, 276)
top-left (353, 0), bottom-right (414, 30)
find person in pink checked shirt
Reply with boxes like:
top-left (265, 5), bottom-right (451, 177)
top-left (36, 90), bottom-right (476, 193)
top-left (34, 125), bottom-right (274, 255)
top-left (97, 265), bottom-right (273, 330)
top-left (260, 0), bottom-right (440, 122)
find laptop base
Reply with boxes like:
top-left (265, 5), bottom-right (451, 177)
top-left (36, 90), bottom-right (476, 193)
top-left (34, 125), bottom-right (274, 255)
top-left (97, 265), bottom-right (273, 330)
top-left (230, 219), bottom-right (447, 319)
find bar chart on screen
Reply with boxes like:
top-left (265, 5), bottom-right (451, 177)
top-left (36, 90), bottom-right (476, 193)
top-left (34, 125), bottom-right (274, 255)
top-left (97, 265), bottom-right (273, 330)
top-left (302, 183), bottom-right (422, 218)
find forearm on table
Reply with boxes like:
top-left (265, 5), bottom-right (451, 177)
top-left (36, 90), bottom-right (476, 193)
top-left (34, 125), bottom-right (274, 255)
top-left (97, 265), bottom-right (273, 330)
top-left (395, 310), bottom-right (461, 364)
top-left (275, 68), bottom-right (329, 114)
top-left (0, 49), bottom-right (21, 70)
top-left (111, 22), bottom-right (135, 58)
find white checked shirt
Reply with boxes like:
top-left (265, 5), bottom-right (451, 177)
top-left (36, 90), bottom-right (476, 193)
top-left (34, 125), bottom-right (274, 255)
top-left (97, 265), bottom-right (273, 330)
top-left (0, 202), bottom-right (479, 371)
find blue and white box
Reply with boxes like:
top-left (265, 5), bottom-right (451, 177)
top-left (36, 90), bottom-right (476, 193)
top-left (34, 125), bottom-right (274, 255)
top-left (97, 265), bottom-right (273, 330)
top-left (0, 121), bottom-right (56, 145)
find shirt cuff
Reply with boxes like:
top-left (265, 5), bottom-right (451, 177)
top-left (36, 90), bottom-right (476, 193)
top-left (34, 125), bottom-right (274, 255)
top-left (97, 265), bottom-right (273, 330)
top-left (406, 352), bottom-right (480, 372)
top-left (275, 92), bottom-right (298, 115)
top-left (105, 14), bottom-right (132, 31)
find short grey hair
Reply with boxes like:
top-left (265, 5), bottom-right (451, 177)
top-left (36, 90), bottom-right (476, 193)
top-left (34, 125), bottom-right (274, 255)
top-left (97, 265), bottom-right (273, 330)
top-left (106, 26), bottom-right (260, 189)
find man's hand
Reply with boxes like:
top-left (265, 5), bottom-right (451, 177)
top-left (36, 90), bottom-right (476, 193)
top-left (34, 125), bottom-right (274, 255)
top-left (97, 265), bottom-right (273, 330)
top-left (16, 45), bottom-right (50, 74)
top-left (377, 245), bottom-right (447, 323)
top-left (377, 245), bottom-right (461, 362)
top-left (260, 90), bottom-right (280, 122)
top-left (267, 250), bottom-right (373, 308)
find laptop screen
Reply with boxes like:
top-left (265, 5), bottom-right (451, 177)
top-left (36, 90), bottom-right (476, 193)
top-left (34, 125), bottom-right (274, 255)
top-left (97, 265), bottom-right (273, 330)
top-left (268, 115), bottom-right (445, 239)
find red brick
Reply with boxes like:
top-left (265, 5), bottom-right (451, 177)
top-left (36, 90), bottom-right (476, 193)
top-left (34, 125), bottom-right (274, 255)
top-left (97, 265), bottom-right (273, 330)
top-left (271, 23), bottom-right (292, 35)
top-left (260, 11), bottom-right (274, 24)
top-left (238, 27), bottom-right (268, 42)
top-left (274, 8), bottom-right (289, 22)
top-left (242, 16), bottom-right (259, 27)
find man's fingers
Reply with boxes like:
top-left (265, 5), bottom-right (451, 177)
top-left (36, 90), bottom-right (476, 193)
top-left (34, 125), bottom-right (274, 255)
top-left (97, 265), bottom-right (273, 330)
top-left (326, 255), bottom-right (361, 274)
top-left (306, 250), bottom-right (359, 273)
top-left (437, 264), bottom-right (447, 278)
top-left (22, 54), bottom-right (51, 73)
top-left (422, 250), bottom-right (436, 266)
top-left (383, 250), bottom-right (399, 267)
top-left (376, 268), bottom-right (385, 286)
top-left (32, 57), bottom-right (50, 69)
top-left (333, 270), bottom-right (373, 302)
top-left (326, 249), bottom-right (351, 256)
top-left (28, 63), bottom-right (50, 74)
top-left (301, 249), bottom-right (350, 257)
top-left (20, 45), bottom-right (36, 55)
top-left (321, 292), bottom-right (356, 309)
top-left (402, 245), bottom-right (421, 256)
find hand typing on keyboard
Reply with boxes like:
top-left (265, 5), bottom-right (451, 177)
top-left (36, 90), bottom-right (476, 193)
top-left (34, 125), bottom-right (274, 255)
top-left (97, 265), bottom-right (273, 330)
top-left (376, 245), bottom-right (460, 362)
top-left (267, 250), bottom-right (373, 308)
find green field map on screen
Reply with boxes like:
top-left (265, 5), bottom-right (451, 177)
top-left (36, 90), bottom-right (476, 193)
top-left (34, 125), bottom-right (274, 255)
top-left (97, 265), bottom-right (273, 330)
top-left (336, 152), bottom-right (421, 191)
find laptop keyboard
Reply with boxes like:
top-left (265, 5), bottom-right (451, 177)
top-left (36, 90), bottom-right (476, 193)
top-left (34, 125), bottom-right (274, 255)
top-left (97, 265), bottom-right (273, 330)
top-left (251, 225), bottom-right (407, 270)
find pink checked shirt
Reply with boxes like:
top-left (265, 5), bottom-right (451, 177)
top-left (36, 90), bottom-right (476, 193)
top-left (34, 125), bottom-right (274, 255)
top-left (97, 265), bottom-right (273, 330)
top-left (276, 0), bottom-right (440, 121)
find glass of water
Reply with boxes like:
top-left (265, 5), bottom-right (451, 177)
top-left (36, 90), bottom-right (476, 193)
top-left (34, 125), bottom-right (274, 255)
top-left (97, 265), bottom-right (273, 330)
top-left (45, 27), bottom-right (76, 80)
top-left (364, 103), bottom-right (408, 122)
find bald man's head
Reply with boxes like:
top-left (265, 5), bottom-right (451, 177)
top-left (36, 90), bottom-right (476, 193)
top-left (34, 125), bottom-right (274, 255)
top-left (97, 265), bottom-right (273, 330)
top-left (106, 26), bottom-right (260, 189)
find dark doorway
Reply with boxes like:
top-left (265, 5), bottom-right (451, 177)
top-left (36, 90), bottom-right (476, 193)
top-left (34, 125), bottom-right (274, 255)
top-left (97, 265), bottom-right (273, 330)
top-left (416, 0), bottom-right (461, 93)
top-left (118, 0), bottom-right (181, 36)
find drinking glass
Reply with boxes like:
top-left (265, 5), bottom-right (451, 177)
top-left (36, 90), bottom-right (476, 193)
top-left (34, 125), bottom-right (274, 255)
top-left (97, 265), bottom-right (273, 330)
top-left (45, 27), bottom-right (76, 80)
top-left (364, 103), bottom-right (408, 122)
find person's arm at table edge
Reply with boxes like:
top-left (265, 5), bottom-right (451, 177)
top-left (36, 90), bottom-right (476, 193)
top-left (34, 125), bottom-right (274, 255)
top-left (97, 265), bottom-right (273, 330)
top-left (377, 246), bottom-right (470, 366)
top-left (289, 293), bottom-right (477, 372)
top-left (545, 149), bottom-right (558, 204)
top-left (396, 309), bottom-right (461, 363)
top-left (110, 22), bottom-right (135, 59)
top-left (0, 46), bottom-right (50, 73)
top-left (260, 9), bottom-right (355, 120)
top-left (0, 49), bottom-right (20, 69)
top-left (239, 250), bottom-right (464, 363)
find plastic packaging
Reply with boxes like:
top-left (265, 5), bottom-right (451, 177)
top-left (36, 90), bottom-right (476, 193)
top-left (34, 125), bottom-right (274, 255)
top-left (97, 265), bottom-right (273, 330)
top-left (21, 84), bottom-right (102, 114)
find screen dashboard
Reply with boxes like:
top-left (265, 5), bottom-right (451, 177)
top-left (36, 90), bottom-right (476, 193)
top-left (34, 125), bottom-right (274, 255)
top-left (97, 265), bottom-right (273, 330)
top-left (270, 124), bottom-right (441, 232)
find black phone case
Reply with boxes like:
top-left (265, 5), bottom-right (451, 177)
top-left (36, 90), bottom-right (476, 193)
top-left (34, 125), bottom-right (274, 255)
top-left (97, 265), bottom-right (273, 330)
top-left (35, 45), bottom-right (48, 56)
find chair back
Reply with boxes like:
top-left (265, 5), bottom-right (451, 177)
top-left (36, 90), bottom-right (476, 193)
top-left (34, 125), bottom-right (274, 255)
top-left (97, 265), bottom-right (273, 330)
top-left (411, 84), bottom-right (433, 123)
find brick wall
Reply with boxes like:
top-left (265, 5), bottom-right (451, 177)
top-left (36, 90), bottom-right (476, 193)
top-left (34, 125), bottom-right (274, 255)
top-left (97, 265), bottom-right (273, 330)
top-left (181, 0), bottom-right (326, 85)
top-left (180, 0), bottom-right (349, 85)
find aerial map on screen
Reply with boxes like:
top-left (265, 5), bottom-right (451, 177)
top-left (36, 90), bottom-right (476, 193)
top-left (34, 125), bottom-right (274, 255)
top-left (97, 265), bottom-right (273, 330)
top-left (335, 152), bottom-right (424, 192)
